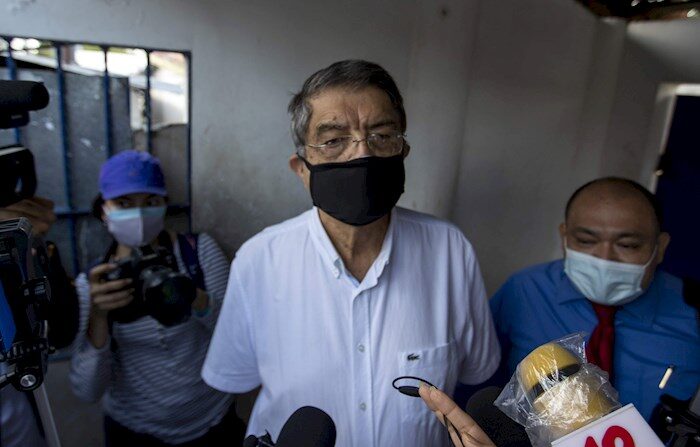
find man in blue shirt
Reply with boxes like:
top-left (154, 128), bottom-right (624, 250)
top-left (489, 177), bottom-right (699, 421)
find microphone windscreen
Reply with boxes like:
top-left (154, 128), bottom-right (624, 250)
top-left (517, 343), bottom-right (618, 438)
top-left (517, 343), bottom-right (580, 396)
top-left (0, 81), bottom-right (50, 113)
top-left (275, 406), bottom-right (336, 447)
top-left (465, 387), bottom-right (532, 447)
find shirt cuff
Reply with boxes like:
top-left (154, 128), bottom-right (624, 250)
top-left (201, 365), bottom-right (260, 394)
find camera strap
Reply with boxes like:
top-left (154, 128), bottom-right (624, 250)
top-left (176, 233), bottom-right (206, 292)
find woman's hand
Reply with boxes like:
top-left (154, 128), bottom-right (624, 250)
top-left (419, 383), bottom-right (496, 447)
top-left (191, 288), bottom-right (210, 315)
top-left (86, 264), bottom-right (134, 348)
top-left (88, 264), bottom-right (134, 317)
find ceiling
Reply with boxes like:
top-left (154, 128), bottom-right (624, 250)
top-left (575, 0), bottom-right (700, 20)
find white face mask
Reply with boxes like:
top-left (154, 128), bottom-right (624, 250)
top-left (104, 206), bottom-right (167, 248)
top-left (563, 243), bottom-right (657, 306)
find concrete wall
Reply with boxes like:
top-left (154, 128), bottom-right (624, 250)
top-left (449, 1), bottom-right (628, 292)
top-left (1, 0), bottom-right (480, 256)
top-left (602, 19), bottom-right (700, 184)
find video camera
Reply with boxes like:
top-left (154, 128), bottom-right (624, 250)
top-left (0, 80), bottom-right (47, 207)
top-left (104, 246), bottom-right (195, 327)
top-left (0, 218), bottom-right (52, 391)
top-left (0, 80), bottom-right (52, 391)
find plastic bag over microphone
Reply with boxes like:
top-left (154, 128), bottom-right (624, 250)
top-left (493, 333), bottom-right (621, 447)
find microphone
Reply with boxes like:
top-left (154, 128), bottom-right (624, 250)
top-left (465, 387), bottom-right (531, 446)
top-left (496, 337), bottom-right (664, 447)
top-left (0, 80), bottom-right (50, 128)
top-left (243, 406), bottom-right (336, 447)
top-left (0, 81), bottom-right (50, 112)
top-left (517, 342), bottom-right (618, 439)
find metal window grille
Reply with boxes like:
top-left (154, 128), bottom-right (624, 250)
top-left (0, 37), bottom-right (192, 276)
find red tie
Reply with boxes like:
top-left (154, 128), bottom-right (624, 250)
top-left (585, 302), bottom-right (618, 381)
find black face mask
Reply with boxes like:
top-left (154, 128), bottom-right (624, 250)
top-left (300, 153), bottom-right (405, 226)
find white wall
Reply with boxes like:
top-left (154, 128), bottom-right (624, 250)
top-left (602, 20), bottom-right (700, 185)
top-left (449, 0), bottom-right (627, 292)
top-left (0, 0), bottom-right (477, 254)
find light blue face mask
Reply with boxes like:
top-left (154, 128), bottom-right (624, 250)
top-left (104, 206), bottom-right (166, 248)
top-left (564, 243), bottom-right (657, 306)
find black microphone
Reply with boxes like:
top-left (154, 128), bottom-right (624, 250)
top-left (243, 406), bottom-right (336, 447)
top-left (0, 80), bottom-right (50, 113)
top-left (0, 80), bottom-right (50, 128)
top-left (465, 387), bottom-right (531, 447)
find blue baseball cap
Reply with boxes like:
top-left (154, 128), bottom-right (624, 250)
top-left (99, 150), bottom-right (167, 200)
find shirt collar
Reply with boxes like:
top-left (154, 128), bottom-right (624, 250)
top-left (308, 207), bottom-right (396, 281)
top-left (554, 259), bottom-right (660, 326)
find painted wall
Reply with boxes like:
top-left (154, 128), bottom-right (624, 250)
top-left (450, 1), bottom-right (627, 292)
top-left (602, 19), bottom-right (700, 184)
top-left (1, 0), bottom-right (478, 256)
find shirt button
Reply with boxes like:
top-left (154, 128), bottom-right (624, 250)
top-left (359, 402), bottom-right (367, 411)
top-left (357, 344), bottom-right (365, 353)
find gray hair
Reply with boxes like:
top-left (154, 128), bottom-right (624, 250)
top-left (288, 60), bottom-right (406, 153)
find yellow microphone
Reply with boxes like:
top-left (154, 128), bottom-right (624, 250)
top-left (517, 342), bottom-right (618, 439)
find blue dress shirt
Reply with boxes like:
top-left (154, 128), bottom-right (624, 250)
top-left (490, 260), bottom-right (699, 420)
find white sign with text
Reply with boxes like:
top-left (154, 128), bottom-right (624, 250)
top-left (552, 404), bottom-right (663, 447)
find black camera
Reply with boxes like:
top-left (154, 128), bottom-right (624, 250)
top-left (103, 246), bottom-right (195, 327)
top-left (0, 218), bottom-right (52, 391)
top-left (1, 80), bottom-right (47, 207)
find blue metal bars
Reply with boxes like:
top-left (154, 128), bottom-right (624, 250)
top-left (145, 50), bottom-right (153, 152)
top-left (1, 37), bottom-right (22, 145)
top-left (186, 52), bottom-right (192, 232)
top-left (2, 37), bottom-right (192, 274)
top-left (54, 43), bottom-right (80, 275)
top-left (102, 46), bottom-right (114, 157)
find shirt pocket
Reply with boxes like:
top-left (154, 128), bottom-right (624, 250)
top-left (396, 340), bottom-right (459, 440)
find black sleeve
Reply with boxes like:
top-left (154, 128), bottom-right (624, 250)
top-left (45, 242), bottom-right (80, 349)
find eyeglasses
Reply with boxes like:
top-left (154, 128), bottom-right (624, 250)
top-left (305, 133), bottom-right (406, 161)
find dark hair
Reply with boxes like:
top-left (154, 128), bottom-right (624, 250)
top-left (288, 60), bottom-right (406, 152)
top-left (565, 177), bottom-right (663, 232)
top-left (91, 194), bottom-right (105, 220)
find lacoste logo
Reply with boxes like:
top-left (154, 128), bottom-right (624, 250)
top-left (407, 353), bottom-right (420, 361)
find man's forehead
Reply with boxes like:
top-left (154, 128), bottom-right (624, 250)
top-left (567, 188), bottom-right (657, 233)
top-left (308, 86), bottom-right (397, 124)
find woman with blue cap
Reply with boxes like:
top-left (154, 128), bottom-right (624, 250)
top-left (69, 150), bottom-right (245, 446)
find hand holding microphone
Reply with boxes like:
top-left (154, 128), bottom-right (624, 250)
top-left (418, 383), bottom-right (496, 447)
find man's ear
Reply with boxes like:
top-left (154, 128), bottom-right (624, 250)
top-left (289, 152), bottom-right (306, 179)
top-left (402, 143), bottom-right (411, 159)
top-left (655, 232), bottom-right (671, 264)
top-left (558, 222), bottom-right (567, 251)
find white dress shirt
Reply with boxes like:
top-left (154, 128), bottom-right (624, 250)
top-left (202, 207), bottom-right (500, 447)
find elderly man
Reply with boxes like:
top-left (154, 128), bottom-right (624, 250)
top-left (490, 177), bottom-right (699, 420)
top-left (202, 60), bottom-right (499, 446)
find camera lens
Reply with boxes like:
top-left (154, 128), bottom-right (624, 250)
top-left (141, 266), bottom-right (195, 326)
